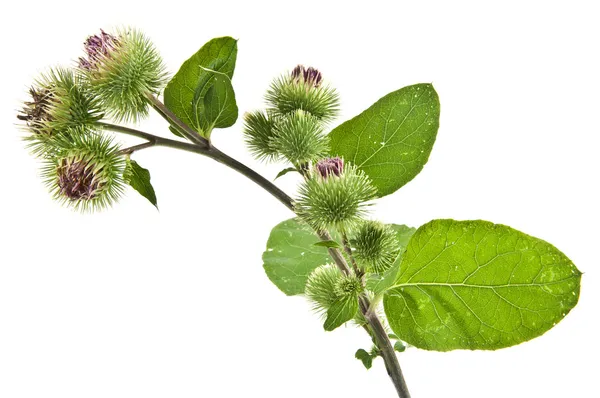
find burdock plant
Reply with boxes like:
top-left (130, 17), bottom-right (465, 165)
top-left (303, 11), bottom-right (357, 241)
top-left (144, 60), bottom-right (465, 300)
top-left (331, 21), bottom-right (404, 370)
top-left (16, 28), bottom-right (582, 397)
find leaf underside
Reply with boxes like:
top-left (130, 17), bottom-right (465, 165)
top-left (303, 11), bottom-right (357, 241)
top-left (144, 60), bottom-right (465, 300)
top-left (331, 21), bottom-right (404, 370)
top-left (262, 218), bottom-right (334, 296)
top-left (123, 159), bottom-right (158, 208)
top-left (263, 219), bottom-right (413, 296)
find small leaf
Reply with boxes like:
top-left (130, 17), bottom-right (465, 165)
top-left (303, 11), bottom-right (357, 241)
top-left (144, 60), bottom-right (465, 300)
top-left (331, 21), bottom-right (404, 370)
top-left (329, 84), bottom-right (440, 197)
top-left (324, 296), bottom-right (359, 331)
top-left (313, 240), bottom-right (342, 249)
top-left (263, 218), bottom-right (340, 295)
top-left (355, 349), bottom-right (373, 370)
top-left (388, 334), bottom-right (399, 340)
top-left (124, 159), bottom-right (157, 208)
top-left (383, 219), bottom-right (582, 351)
top-left (394, 341), bottom-right (406, 353)
top-left (196, 69), bottom-right (238, 136)
top-left (164, 37), bottom-right (238, 138)
top-left (274, 167), bottom-right (298, 180)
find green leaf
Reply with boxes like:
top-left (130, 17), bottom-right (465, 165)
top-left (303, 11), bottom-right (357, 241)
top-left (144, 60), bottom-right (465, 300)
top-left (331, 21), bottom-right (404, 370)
top-left (262, 218), bottom-right (335, 295)
top-left (164, 37), bottom-right (238, 138)
top-left (383, 219), bottom-right (581, 351)
top-left (313, 240), bottom-right (342, 249)
top-left (394, 341), bottom-right (406, 353)
top-left (355, 349), bottom-right (373, 370)
top-left (329, 84), bottom-right (440, 197)
top-left (274, 167), bottom-right (298, 180)
top-left (324, 296), bottom-right (359, 331)
top-left (196, 69), bottom-right (238, 134)
top-left (123, 159), bottom-right (158, 208)
top-left (366, 224), bottom-right (416, 295)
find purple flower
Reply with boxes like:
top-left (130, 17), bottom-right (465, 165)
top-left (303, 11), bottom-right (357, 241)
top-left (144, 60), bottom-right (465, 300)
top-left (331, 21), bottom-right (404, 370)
top-left (57, 158), bottom-right (103, 200)
top-left (78, 29), bottom-right (119, 71)
top-left (291, 65), bottom-right (323, 88)
top-left (17, 87), bottom-right (54, 133)
top-left (316, 157), bottom-right (344, 178)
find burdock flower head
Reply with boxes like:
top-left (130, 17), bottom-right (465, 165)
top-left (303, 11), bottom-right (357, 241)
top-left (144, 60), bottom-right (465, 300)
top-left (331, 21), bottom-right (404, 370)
top-left (266, 65), bottom-right (339, 122)
top-left (18, 68), bottom-right (102, 157)
top-left (296, 158), bottom-right (377, 231)
top-left (41, 128), bottom-right (125, 212)
top-left (242, 110), bottom-right (279, 162)
top-left (79, 28), bottom-right (167, 122)
top-left (270, 109), bottom-right (330, 167)
top-left (351, 221), bottom-right (400, 274)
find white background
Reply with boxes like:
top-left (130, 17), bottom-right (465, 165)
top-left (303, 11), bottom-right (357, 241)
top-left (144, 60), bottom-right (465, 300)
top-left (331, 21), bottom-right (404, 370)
top-left (0, 1), bottom-right (598, 397)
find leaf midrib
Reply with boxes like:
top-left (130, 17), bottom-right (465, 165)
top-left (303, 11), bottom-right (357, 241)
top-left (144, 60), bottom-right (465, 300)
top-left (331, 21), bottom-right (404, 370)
top-left (386, 273), bottom-right (579, 293)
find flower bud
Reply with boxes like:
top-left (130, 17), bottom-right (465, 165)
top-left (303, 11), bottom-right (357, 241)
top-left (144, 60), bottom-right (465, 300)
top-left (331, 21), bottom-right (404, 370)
top-left (296, 161), bottom-right (377, 231)
top-left (242, 110), bottom-right (279, 161)
top-left (266, 66), bottom-right (339, 122)
top-left (305, 264), bottom-right (343, 315)
top-left (79, 28), bottom-right (167, 122)
top-left (270, 110), bottom-right (329, 166)
top-left (351, 221), bottom-right (399, 274)
top-left (334, 275), bottom-right (363, 298)
top-left (41, 128), bottom-right (125, 212)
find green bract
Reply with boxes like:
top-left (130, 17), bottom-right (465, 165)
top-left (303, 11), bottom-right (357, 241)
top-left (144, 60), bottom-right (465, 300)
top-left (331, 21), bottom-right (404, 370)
top-left (351, 221), bottom-right (399, 273)
top-left (81, 28), bottom-right (168, 122)
top-left (19, 67), bottom-right (103, 157)
top-left (305, 264), bottom-right (343, 315)
top-left (334, 274), bottom-right (363, 298)
top-left (271, 110), bottom-right (329, 166)
top-left (295, 163), bottom-right (377, 231)
top-left (242, 110), bottom-right (278, 161)
top-left (40, 128), bottom-right (125, 212)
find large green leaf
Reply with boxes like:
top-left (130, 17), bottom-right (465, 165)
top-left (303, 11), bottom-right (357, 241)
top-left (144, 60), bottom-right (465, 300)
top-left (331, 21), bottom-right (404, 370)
top-left (383, 219), bottom-right (581, 351)
top-left (123, 158), bottom-right (158, 208)
top-left (163, 37), bottom-right (238, 138)
top-left (262, 218), bottom-right (333, 295)
top-left (329, 84), bottom-right (439, 197)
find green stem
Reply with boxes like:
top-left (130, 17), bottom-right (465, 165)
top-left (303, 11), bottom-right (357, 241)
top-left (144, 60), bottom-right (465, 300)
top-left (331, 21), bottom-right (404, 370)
top-left (101, 121), bottom-right (410, 398)
top-left (144, 93), bottom-right (209, 147)
top-left (120, 141), bottom-right (156, 155)
top-left (99, 123), bottom-right (295, 210)
top-left (340, 230), bottom-right (361, 276)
